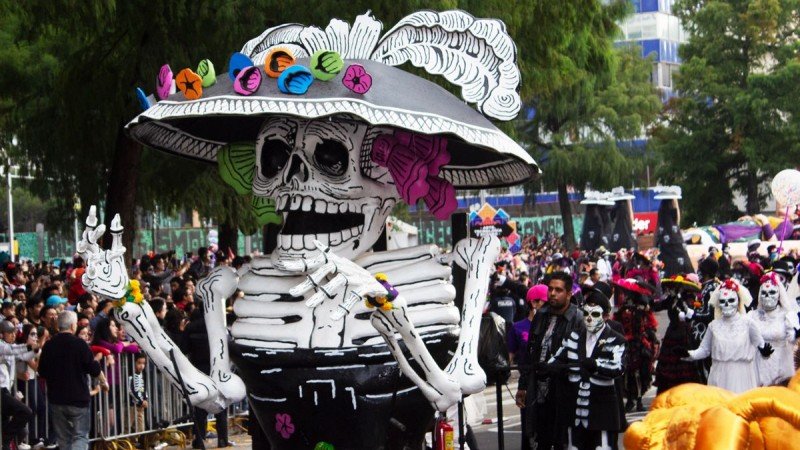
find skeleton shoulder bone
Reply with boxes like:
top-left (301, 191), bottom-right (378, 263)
top-left (79, 205), bottom-right (500, 413)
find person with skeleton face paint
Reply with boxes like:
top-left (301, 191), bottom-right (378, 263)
top-left (653, 274), bottom-right (704, 394)
top-left (547, 290), bottom-right (626, 450)
top-left (681, 279), bottom-right (774, 393)
top-left (747, 273), bottom-right (799, 386)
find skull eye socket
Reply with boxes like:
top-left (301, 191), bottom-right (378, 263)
top-left (313, 139), bottom-right (349, 177)
top-left (260, 139), bottom-right (292, 178)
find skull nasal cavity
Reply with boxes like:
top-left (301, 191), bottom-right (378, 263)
top-left (284, 154), bottom-right (309, 184)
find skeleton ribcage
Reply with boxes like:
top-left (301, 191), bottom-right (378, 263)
top-left (232, 245), bottom-right (460, 349)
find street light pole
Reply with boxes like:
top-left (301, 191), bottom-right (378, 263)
top-left (7, 158), bottom-right (14, 262)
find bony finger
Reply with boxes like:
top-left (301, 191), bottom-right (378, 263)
top-left (89, 224), bottom-right (106, 244)
top-left (311, 274), bottom-right (346, 303)
top-left (305, 291), bottom-right (327, 308)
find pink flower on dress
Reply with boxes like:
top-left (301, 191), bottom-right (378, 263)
top-left (275, 413), bottom-right (295, 439)
top-left (342, 64), bottom-right (372, 94)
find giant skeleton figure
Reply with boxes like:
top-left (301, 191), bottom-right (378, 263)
top-left (77, 11), bottom-right (539, 449)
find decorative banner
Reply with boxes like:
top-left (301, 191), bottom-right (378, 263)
top-left (633, 212), bottom-right (658, 235)
top-left (468, 203), bottom-right (521, 252)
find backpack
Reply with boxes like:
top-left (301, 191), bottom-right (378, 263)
top-left (478, 312), bottom-right (510, 385)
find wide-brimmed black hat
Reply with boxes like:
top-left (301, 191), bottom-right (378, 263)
top-left (125, 11), bottom-right (539, 189)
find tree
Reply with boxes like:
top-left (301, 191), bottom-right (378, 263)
top-left (520, 0), bottom-right (663, 249)
top-left (653, 0), bottom-right (800, 225)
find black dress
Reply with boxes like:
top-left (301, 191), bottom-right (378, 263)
top-left (610, 200), bottom-right (637, 252)
top-left (653, 294), bottom-right (702, 393)
top-left (656, 201), bottom-right (694, 276)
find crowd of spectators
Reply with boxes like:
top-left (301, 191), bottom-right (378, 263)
top-left (0, 247), bottom-right (245, 450)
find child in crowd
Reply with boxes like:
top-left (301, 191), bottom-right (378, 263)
top-left (128, 353), bottom-right (149, 434)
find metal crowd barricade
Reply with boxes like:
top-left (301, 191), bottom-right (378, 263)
top-left (10, 351), bottom-right (217, 448)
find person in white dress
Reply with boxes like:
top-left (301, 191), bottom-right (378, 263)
top-left (681, 279), bottom-right (774, 393)
top-left (748, 272), bottom-right (799, 386)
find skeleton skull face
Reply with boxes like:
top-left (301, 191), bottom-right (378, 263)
top-left (583, 304), bottom-right (605, 334)
top-left (759, 280), bottom-right (780, 311)
top-left (718, 288), bottom-right (739, 317)
top-left (253, 117), bottom-right (399, 260)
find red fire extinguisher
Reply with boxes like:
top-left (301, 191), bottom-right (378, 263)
top-left (434, 416), bottom-right (454, 450)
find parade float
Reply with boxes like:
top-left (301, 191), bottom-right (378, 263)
top-left (76, 10), bottom-right (538, 450)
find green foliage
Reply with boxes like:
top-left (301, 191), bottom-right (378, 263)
top-left (518, 1), bottom-right (663, 247)
top-left (654, 0), bottom-right (800, 224)
top-left (0, 0), bottom-right (658, 239)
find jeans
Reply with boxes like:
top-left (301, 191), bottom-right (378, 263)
top-left (1, 387), bottom-right (33, 448)
top-left (50, 404), bottom-right (91, 450)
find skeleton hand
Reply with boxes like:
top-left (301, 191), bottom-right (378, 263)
top-left (78, 206), bottom-right (129, 299)
top-left (280, 241), bottom-right (388, 320)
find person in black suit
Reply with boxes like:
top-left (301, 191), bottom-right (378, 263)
top-left (516, 272), bottom-right (585, 449)
top-left (547, 290), bottom-right (627, 450)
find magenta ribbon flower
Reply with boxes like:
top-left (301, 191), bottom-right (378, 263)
top-left (372, 130), bottom-right (457, 220)
top-left (275, 413), bottom-right (295, 439)
top-left (342, 64), bottom-right (372, 94)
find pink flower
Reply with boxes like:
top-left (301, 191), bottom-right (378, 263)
top-left (342, 64), bottom-right (372, 94)
top-left (275, 413), bottom-right (295, 439)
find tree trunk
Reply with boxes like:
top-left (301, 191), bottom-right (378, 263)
top-left (218, 221), bottom-right (238, 256)
top-left (104, 131), bottom-right (141, 255)
top-left (558, 182), bottom-right (576, 250)
top-left (745, 170), bottom-right (759, 215)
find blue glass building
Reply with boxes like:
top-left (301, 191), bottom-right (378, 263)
top-left (617, 0), bottom-right (687, 100)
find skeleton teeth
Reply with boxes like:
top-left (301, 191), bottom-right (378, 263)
top-left (290, 196), bottom-right (301, 211)
top-left (314, 233), bottom-right (330, 247)
top-left (301, 196), bottom-right (313, 212)
top-left (329, 231), bottom-right (343, 246)
top-left (277, 234), bottom-right (292, 250)
top-left (314, 200), bottom-right (326, 214)
top-left (277, 195), bottom-right (289, 211)
top-left (343, 228), bottom-right (352, 240)
top-left (291, 234), bottom-right (303, 250)
top-left (327, 202), bottom-right (338, 214)
top-left (303, 234), bottom-right (315, 249)
top-left (338, 203), bottom-right (347, 213)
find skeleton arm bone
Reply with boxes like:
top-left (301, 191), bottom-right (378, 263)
top-left (196, 266), bottom-right (246, 403)
top-left (77, 206), bottom-right (244, 412)
top-left (445, 235), bottom-right (502, 394)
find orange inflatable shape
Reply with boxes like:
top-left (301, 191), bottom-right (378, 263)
top-left (624, 370), bottom-right (800, 449)
top-left (175, 68), bottom-right (203, 100)
top-left (264, 47), bottom-right (295, 78)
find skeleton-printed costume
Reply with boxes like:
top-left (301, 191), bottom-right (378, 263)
top-left (653, 274), bottom-right (703, 394)
top-left (612, 278), bottom-right (658, 412)
top-left (608, 187), bottom-right (637, 253)
top-left (548, 292), bottom-right (626, 450)
top-left (96, 11), bottom-right (539, 450)
top-left (580, 191), bottom-right (614, 253)
top-left (685, 279), bottom-right (772, 393)
top-left (747, 273), bottom-right (799, 386)
top-left (653, 187), bottom-right (693, 277)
